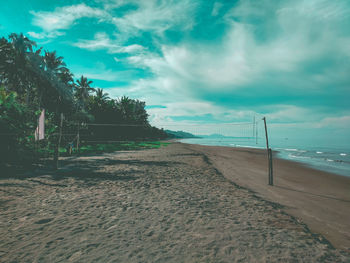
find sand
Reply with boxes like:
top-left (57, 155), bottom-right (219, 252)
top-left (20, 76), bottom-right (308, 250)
top-left (189, 143), bottom-right (350, 251)
top-left (0, 142), bottom-right (349, 262)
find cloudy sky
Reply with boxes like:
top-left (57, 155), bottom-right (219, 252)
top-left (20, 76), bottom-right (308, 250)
top-left (1, 0), bottom-right (349, 142)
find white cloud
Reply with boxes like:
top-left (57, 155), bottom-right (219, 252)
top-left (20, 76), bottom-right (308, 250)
top-left (126, 0), bottom-right (350, 97)
top-left (285, 0), bottom-right (350, 21)
top-left (126, 21), bottom-right (316, 95)
top-left (29, 0), bottom-right (197, 39)
top-left (111, 0), bottom-right (197, 37)
top-left (27, 31), bottom-right (45, 39)
top-left (315, 115), bottom-right (350, 128)
top-left (27, 31), bottom-right (65, 40)
top-left (120, 44), bottom-right (144, 53)
top-left (30, 3), bottom-right (107, 35)
top-left (73, 32), bottom-right (145, 54)
top-left (264, 105), bottom-right (322, 123)
top-left (211, 2), bottom-right (223, 16)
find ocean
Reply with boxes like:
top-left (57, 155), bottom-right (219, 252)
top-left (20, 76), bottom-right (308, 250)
top-left (180, 137), bottom-right (350, 177)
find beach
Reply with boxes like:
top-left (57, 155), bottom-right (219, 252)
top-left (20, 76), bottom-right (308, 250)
top-left (188, 143), bottom-right (350, 251)
top-left (0, 142), bottom-right (349, 262)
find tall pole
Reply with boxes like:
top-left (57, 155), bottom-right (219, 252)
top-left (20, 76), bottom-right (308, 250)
top-left (263, 117), bottom-right (273, 186)
top-left (263, 117), bottom-right (269, 149)
top-left (253, 116), bottom-right (255, 139)
top-left (53, 113), bottom-right (64, 170)
top-left (76, 123), bottom-right (80, 154)
top-left (255, 120), bottom-right (258, 145)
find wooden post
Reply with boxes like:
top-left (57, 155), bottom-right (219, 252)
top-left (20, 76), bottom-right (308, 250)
top-left (253, 116), bottom-right (255, 138)
top-left (263, 117), bottom-right (273, 186)
top-left (53, 113), bottom-right (64, 170)
top-left (268, 148), bottom-right (273, 185)
top-left (35, 111), bottom-right (39, 161)
top-left (263, 117), bottom-right (269, 149)
top-left (76, 123), bottom-right (80, 154)
top-left (255, 120), bottom-right (258, 145)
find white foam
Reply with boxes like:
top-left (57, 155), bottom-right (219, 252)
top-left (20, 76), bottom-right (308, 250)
top-left (285, 148), bottom-right (298, 152)
top-left (340, 153), bottom-right (347, 156)
top-left (326, 159), bottom-right (334, 162)
top-left (289, 154), bottom-right (310, 159)
top-left (235, 144), bottom-right (264, 149)
top-left (316, 151), bottom-right (323, 154)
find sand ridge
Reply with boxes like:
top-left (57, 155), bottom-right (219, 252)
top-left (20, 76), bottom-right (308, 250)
top-left (0, 143), bottom-right (349, 262)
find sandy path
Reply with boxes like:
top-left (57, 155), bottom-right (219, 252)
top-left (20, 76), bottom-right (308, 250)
top-left (0, 143), bottom-right (349, 262)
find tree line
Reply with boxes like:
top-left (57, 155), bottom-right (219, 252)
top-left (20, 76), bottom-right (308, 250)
top-left (0, 33), bottom-right (168, 167)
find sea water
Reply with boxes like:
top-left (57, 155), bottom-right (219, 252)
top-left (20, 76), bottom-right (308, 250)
top-left (180, 137), bottom-right (350, 177)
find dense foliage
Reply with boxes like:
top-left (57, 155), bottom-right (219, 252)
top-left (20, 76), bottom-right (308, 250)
top-left (0, 33), bottom-right (168, 166)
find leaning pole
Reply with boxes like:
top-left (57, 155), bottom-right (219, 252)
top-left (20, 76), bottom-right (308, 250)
top-left (262, 117), bottom-right (273, 186)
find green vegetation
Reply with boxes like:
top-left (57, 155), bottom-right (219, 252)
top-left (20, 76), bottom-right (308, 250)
top-left (35, 141), bottom-right (170, 156)
top-left (77, 141), bottom-right (170, 155)
top-left (0, 33), bottom-right (169, 168)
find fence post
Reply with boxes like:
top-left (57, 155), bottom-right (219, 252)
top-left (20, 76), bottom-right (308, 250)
top-left (263, 117), bottom-right (273, 186)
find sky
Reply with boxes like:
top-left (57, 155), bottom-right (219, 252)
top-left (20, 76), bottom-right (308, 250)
top-left (1, 0), bottom-right (350, 145)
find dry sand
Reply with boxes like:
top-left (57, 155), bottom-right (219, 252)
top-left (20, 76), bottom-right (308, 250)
top-left (0, 142), bottom-right (349, 262)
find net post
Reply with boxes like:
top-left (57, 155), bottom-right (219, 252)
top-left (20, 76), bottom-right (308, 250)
top-left (77, 123), bottom-right (80, 154)
top-left (256, 120), bottom-right (258, 144)
top-left (253, 116), bottom-right (255, 139)
top-left (268, 148), bottom-right (273, 186)
top-left (263, 117), bottom-right (273, 186)
top-left (53, 113), bottom-right (64, 170)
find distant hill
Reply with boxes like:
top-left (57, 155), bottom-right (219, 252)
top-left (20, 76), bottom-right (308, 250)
top-left (200, 133), bottom-right (227, 138)
top-left (165, 130), bottom-right (199, 139)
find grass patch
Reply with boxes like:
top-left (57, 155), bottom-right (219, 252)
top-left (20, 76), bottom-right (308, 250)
top-left (69, 141), bottom-right (170, 155)
top-left (35, 141), bottom-right (170, 157)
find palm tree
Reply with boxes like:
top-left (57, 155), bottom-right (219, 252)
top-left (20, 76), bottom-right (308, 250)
top-left (57, 67), bottom-right (74, 86)
top-left (95, 88), bottom-right (109, 101)
top-left (0, 37), bottom-right (15, 86)
top-left (75, 75), bottom-right (95, 103)
top-left (9, 33), bottom-right (36, 54)
top-left (36, 50), bottom-right (74, 111)
top-left (6, 33), bottom-right (37, 101)
top-left (44, 51), bottom-right (66, 72)
top-left (117, 96), bottom-right (133, 122)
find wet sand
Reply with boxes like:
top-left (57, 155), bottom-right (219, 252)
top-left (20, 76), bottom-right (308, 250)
top-left (0, 142), bottom-right (349, 262)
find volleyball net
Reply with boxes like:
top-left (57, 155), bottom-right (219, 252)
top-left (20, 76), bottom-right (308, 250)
top-left (54, 118), bottom-right (266, 150)
top-left (0, 117), bottom-right (267, 164)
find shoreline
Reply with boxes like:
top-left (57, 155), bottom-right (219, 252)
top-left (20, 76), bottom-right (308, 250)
top-left (178, 138), bottom-right (350, 178)
top-left (183, 142), bottom-right (350, 251)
